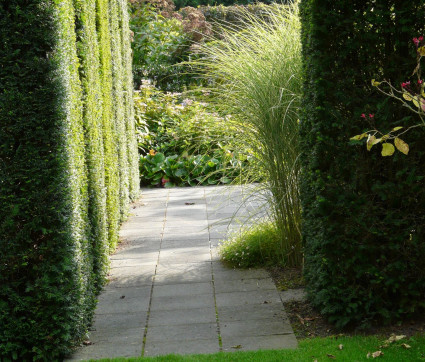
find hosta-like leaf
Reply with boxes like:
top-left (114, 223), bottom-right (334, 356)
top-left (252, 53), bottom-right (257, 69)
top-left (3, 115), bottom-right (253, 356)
top-left (381, 143), bottom-right (395, 156)
top-left (394, 137), bottom-right (409, 155)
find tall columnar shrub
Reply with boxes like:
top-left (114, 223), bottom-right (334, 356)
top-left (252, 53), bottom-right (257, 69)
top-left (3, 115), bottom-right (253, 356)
top-left (96, 0), bottom-right (121, 251)
top-left (110, 0), bottom-right (130, 219)
top-left (300, 0), bottom-right (425, 328)
top-left (74, 0), bottom-right (109, 292)
top-left (0, 0), bottom-right (138, 359)
top-left (120, 0), bottom-right (140, 201)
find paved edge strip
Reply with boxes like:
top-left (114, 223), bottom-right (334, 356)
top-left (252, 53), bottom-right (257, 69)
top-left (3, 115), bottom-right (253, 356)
top-left (141, 190), bottom-right (169, 357)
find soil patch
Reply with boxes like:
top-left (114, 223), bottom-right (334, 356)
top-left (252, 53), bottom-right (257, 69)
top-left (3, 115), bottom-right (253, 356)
top-left (268, 266), bottom-right (425, 340)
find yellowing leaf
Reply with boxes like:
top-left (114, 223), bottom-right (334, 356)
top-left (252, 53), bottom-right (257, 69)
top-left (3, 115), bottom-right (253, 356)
top-left (338, 344), bottom-right (344, 350)
top-left (371, 79), bottom-right (381, 86)
top-left (418, 46), bottom-right (425, 56)
top-left (394, 138), bottom-right (409, 155)
top-left (367, 135), bottom-right (376, 151)
top-left (382, 143), bottom-right (395, 156)
top-left (403, 92), bottom-right (413, 101)
top-left (421, 89), bottom-right (425, 98)
top-left (392, 126), bottom-right (403, 132)
top-left (350, 133), bottom-right (368, 141)
top-left (413, 98), bottom-right (420, 108)
top-left (395, 335), bottom-right (407, 341)
top-left (401, 343), bottom-right (411, 349)
top-left (372, 350), bottom-right (384, 358)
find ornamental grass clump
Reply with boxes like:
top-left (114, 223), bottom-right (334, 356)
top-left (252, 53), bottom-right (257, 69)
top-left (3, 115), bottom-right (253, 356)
top-left (196, 3), bottom-right (302, 267)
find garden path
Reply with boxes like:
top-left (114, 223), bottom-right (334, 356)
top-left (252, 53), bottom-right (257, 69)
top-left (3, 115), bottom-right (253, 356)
top-left (67, 185), bottom-right (297, 360)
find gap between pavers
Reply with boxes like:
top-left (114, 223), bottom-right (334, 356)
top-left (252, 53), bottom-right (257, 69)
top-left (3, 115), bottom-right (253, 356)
top-left (66, 186), bottom-right (298, 361)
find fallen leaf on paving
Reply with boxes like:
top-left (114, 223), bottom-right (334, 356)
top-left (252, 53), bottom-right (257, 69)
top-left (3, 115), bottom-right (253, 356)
top-left (231, 345), bottom-right (242, 349)
top-left (338, 344), bottom-right (343, 350)
top-left (185, 202), bottom-right (195, 205)
top-left (327, 354), bottom-right (336, 359)
top-left (120, 295), bottom-right (125, 299)
top-left (83, 340), bottom-right (92, 346)
top-left (401, 343), bottom-right (411, 349)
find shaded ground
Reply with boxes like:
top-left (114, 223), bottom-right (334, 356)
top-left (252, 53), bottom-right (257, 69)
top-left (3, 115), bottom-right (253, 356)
top-left (269, 266), bottom-right (425, 340)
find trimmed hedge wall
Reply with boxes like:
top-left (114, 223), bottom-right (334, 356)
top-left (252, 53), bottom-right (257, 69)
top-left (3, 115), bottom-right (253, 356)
top-left (300, 1), bottom-right (425, 328)
top-left (0, 0), bottom-right (138, 359)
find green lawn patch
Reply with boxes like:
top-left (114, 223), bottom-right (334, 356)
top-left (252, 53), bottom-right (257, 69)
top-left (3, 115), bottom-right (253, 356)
top-left (89, 334), bottom-right (425, 361)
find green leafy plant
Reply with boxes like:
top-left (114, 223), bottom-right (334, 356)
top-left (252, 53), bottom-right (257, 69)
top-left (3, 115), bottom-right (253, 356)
top-left (195, 2), bottom-right (303, 267)
top-left (135, 83), bottom-right (249, 187)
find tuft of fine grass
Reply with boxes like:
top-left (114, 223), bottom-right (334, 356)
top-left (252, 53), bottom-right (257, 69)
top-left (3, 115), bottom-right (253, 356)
top-left (194, 2), bottom-right (303, 267)
top-left (218, 222), bottom-right (283, 268)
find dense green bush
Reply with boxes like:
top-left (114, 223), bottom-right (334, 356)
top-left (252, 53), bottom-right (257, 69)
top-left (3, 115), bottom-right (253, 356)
top-left (131, 5), bottom-right (191, 90)
top-left (0, 0), bottom-right (138, 359)
top-left (135, 84), bottom-right (247, 186)
top-left (300, 0), bottom-right (425, 328)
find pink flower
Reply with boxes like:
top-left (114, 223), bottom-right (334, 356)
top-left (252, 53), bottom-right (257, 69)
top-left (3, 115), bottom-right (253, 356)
top-left (418, 80), bottom-right (423, 85)
top-left (413, 36), bottom-right (423, 47)
top-left (401, 81), bottom-right (411, 89)
top-left (369, 114), bottom-right (374, 118)
top-left (361, 113), bottom-right (366, 119)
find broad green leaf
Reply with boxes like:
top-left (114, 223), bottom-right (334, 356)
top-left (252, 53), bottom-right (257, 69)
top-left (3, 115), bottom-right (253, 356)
top-left (350, 133), bottom-right (368, 141)
top-left (403, 92), bottom-right (413, 101)
top-left (394, 137), bottom-right (409, 155)
top-left (371, 79), bottom-right (381, 86)
top-left (152, 152), bottom-right (165, 164)
top-left (381, 143), bottom-right (395, 156)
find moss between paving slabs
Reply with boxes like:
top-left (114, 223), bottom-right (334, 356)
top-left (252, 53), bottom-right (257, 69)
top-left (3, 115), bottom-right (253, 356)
top-left (89, 334), bottom-right (425, 361)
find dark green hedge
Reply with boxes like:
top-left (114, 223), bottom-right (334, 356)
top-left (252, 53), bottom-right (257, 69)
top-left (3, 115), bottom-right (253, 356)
top-left (0, 0), bottom-right (138, 359)
top-left (300, 1), bottom-right (425, 328)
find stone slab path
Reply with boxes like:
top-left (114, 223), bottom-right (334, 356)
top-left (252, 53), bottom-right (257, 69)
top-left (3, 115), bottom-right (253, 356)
top-left (68, 185), bottom-right (297, 360)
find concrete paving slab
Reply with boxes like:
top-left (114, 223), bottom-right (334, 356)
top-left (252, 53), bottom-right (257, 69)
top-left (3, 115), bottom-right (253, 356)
top-left (143, 338), bottom-right (219, 356)
top-left (215, 290), bottom-right (282, 308)
top-left (217, 304), bottom-right (286, 322)
top-left (145, 323), bottom-right (217, 342)
top-left (220, 319), bottom-right (293, 338)
top-left (89, 312), bottom-right (147, 333)
top-left (214, 277), bottom-right (276, 293)
top-left (212, 264), bottom-right (270, 280)
top-left (155, 262), bottom-right (212, 285)
top-left (150, 293), bottom-right (215, 311)
top-left (152, 282), bottom-right (213, 297)
top-left (149, 307), bottom-right (216, 326)
top-left (110, 248), bottom-right (159, 260)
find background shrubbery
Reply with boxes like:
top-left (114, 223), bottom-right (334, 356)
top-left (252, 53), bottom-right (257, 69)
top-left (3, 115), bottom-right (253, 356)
top-left (135, 84), bottom-right (249, 186)
top-left (0, 0), bottom-right (138, 359)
